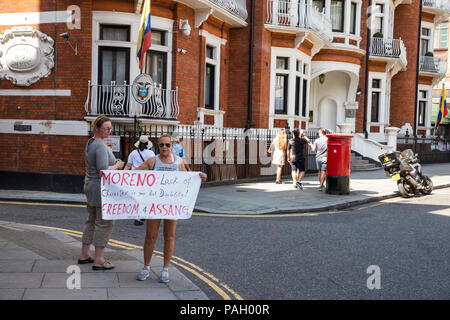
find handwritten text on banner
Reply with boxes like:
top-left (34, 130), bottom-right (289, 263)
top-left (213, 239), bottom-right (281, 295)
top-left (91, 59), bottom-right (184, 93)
top-left (101, 170), bottom-right (202, 220)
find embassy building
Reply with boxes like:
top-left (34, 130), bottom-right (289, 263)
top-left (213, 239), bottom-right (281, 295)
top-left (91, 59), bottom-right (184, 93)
top-left (0, 0), bottom-right (449, 191)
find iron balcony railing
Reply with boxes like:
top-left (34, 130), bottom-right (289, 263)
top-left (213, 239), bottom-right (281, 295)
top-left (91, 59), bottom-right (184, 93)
top-left (266, 0), bottom-right (333, 42)
top-left (209, 0), bottom-right (248, 21)
top-left (370, 37), bottom-right (407, 66)
top-left (84, 81), bottom-right (180, 120)
top-left (419, 56), bottom-right (447, 74)
top-left (423, 0), bottom-right (450, 11)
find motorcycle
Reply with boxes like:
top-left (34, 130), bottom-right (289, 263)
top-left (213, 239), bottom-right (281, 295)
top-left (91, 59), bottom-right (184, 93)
top-left (378, 149), bottom-right (433, 198)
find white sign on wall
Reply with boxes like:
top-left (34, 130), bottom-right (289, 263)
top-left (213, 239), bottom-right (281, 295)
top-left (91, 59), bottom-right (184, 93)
top-left (100, 170), bottom-right (202, 220)
top-left (104, 135), bottom-right (120, 152)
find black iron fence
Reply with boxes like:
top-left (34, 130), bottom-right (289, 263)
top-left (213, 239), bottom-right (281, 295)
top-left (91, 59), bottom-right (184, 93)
top-left (97, 124), bottom-right (321, 182)
top-left (397, 134), bottom-right (450, 164)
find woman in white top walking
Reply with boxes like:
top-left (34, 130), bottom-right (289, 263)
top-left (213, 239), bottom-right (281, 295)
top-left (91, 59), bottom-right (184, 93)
top-left (134, 134), bottom-right (207, 283)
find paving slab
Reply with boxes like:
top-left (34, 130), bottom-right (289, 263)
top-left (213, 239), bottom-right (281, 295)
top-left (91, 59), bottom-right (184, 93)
top-left (41, 272), bottom-right (119, 289)
top-left (0, 289), bottom-right (25, 300)
top-left (22, 288), bottom-right (108, 300)
top-left (0, 273), bottom-right (44, 289)
top-left (0, 259), bottom-right (35, 273)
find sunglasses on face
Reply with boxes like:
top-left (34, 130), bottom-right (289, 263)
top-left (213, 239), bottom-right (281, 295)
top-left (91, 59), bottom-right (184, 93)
top-left (159, 143), bottom-right (171, 148)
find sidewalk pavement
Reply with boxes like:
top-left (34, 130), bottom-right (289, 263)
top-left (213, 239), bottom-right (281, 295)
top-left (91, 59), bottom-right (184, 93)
top-left (0, 221), bottom-right (209, 300)
top-left (0, 162), bottom-right (449, 300)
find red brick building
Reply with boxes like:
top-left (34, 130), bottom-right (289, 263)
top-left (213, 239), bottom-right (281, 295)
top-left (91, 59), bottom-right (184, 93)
top-left (0, 0), bottom-right (448, 191)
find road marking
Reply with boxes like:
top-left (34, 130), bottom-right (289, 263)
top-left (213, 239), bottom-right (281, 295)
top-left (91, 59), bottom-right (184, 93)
top-left (28, 224), bottom-right (242, 300)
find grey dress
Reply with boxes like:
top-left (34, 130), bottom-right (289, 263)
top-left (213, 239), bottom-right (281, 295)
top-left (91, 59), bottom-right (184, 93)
top-left (83, 138), bottom-right (116, 207)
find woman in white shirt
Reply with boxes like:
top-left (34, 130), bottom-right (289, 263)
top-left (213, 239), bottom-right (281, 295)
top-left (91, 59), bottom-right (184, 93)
top-left (124, 135), bottom-right (155, 225)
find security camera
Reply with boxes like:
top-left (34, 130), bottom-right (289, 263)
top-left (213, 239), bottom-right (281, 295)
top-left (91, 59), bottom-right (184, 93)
top-left (183, 23), bottom-right (191, 36)
top-left (59, 32), bottom-right (70, 39)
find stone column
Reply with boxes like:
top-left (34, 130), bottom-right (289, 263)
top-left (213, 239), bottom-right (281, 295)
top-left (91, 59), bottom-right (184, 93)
top-left (337, 123), bottom-right (353, 133)
top-left (385, 126), bottom-right (400, 150)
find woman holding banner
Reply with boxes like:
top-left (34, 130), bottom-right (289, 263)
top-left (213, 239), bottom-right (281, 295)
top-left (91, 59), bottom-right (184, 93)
top-left (78, 115), bottom-right (124, 270)
top-left (134, 134), bottom-right (207, 283)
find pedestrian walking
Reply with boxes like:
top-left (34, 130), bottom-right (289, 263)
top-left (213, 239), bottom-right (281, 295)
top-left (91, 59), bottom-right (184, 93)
top-left (307, 128), bottom-right (328, 191)
top-left (134, 134), bottom-right (207, 283)
top-left (268, 129), bottom-right (287, 184)
top-left (287, 129), bottom-right (309, 190)
top-left (79, 115), bottom-right (124, 270)
top-left (124, 135), bottom-right (155, 226)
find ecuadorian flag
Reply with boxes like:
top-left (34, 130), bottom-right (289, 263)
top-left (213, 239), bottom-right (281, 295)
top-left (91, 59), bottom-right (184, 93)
top-left (137, 0), bottom-right (151, 70)
top-left (436, 84), bottom-right (448, 126)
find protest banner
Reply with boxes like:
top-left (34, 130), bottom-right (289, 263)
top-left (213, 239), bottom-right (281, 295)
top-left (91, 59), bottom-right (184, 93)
top-left (100, 170), bottom-right (202, 220)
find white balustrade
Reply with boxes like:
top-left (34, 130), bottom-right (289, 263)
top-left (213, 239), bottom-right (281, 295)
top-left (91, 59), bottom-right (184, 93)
top-left (419, 56), bottom-right (447, 74)
top-left (84, 81), bottom-right (180, 120)
top-left (209, 0), bottom-right (248, 21)
top-left (266, 0), bottom-right (332, 42)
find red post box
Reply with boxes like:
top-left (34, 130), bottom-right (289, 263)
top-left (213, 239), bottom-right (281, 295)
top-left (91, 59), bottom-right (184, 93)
top-left (325, 133), bottom-right (353, 195)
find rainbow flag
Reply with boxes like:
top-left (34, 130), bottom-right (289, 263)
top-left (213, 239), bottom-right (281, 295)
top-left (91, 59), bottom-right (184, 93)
top-left (137, 0), bottom-right (151, 70)
top-left (436, 84), bottom-right (448, 126)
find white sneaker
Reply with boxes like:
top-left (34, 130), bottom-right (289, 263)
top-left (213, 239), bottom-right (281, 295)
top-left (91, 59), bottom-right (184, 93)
top-left (136, 267), bottom-right (150, 281)
top-left (160, 268), bottom-right (169, 283)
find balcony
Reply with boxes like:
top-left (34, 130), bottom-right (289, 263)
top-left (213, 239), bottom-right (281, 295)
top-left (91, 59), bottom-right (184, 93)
top-left (419, 56), bottom-right (447, 85)
top-left (84, 81), bottom-right (180, 121)
top-left (422, 0), bottom-right (450, 24)
top-left (174, 0), bottom-right (247, 27)
top-left (265, 0), bottom-right (333, 45)
top-left (370, 37), bottom-right (407, 75)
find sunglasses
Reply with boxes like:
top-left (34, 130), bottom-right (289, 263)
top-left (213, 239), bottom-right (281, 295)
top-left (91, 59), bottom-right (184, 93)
top-left (159, 143), bottom-right (171, 148)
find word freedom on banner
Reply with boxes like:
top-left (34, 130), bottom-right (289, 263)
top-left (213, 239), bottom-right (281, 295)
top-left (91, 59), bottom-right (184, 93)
top-left (100, 170), bottom-right (201, 220)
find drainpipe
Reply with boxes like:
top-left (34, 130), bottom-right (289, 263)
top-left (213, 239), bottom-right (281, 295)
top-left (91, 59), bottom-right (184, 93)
top-left (414, 0), bottom-right (423, 147)
top-left (363, 0), bottom-right (372, 139)
top-left (245, 0), bottom-right (255, 131)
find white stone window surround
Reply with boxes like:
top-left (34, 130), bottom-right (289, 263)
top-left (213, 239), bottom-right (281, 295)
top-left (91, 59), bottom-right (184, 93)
top-left (269, 47), bottom-right (311, 129)
top-left (197, 30), bottom-right (227, 127)
top-left (369, 0), bottom-right (395, 39)
top-left (91, 11), bottom-right (173, 88)
top-left (330, 0), bottom-right (363, 47)
top-left (199, 29), bottom-right (226, 112)
top-left (420, 21), bottom-right (435, 56)
top-left (417, 84), bottom-right (433, 135)
top-left (367, 71), bottom-right (388, 141)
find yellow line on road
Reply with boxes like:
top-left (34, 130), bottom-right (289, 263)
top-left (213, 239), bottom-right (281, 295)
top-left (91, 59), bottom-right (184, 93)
top-left (28, 224), bottom-right (242, 300)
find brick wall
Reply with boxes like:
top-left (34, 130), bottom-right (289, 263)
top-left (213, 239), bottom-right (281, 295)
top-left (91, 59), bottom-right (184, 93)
top-left (390, 2), bottom-right (421, 130)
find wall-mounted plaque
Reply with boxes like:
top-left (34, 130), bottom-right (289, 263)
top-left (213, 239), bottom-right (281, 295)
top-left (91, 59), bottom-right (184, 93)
top-left (0, 26), bottom-right (54, 86)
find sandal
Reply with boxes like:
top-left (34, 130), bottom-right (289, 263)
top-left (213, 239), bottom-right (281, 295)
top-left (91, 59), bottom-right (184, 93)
top-left (77, 257), bottom-right (95, 264)
top-left (92, 261), bottom-right (115, 271)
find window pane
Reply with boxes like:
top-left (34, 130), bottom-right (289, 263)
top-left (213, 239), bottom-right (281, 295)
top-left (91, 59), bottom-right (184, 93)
top-left (350, 2), bottom-right (357, 35)
top-left (146, 51), bottom-right (167, 88)
top-left (205, 64), bottom-right (215, 109)
top-left (115, 51), bottom-right (127, 83)
top-left (302, 79), bottom-right (308, 117)
top-left (276, 57), bottom-right (288, 70)
top-left (422, 28), bottom-right (430, 37)
top-left (206, 46), bottom-right (215, 59)
top-left (371, 92), bottom-right (380, 122)
top-left (275, 75), bottom-right (287, 114)
top-left (100, 25), bottom-right (130, 41)
top-left (313, 0), bottom-right (325, 12)
top-left (421, 39), bottom-right (429, 55)
top-left (441, 28), bottom-right (448, 48)
top-left (418, 101), bottom-right (426, 126)
top-left (331, 0), bottom-right (344, 32)
top-left (101, 51), bottom-right (113, 84)
top-left (420, 90), bottom-right (427, 99)
top-left (295, 77), bottom-right (300, 116)
top-left (372, 79), bottom-right (380, 89)
top-left (151, 30), bottom-right (165, 46)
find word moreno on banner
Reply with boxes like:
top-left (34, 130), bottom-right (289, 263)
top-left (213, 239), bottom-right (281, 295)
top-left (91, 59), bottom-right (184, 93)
top-left (100, 170), bottom-right (201, 220)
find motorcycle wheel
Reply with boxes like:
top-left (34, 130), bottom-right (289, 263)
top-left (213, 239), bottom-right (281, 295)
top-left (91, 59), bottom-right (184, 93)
top-left (397, 180), bottom-right (415, 198)
top-left (419, 176), bottom-right (433, 195)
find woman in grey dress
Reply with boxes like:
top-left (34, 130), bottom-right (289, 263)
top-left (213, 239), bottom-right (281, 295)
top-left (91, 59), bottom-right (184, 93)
top-left (134, 134), bottom-right (207, 283)
top-left (78, 115), bottom-right (124, 270)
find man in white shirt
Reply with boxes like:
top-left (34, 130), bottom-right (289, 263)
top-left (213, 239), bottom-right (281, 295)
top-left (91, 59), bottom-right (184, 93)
top-left (124, 135), bottom-right (155, 225)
